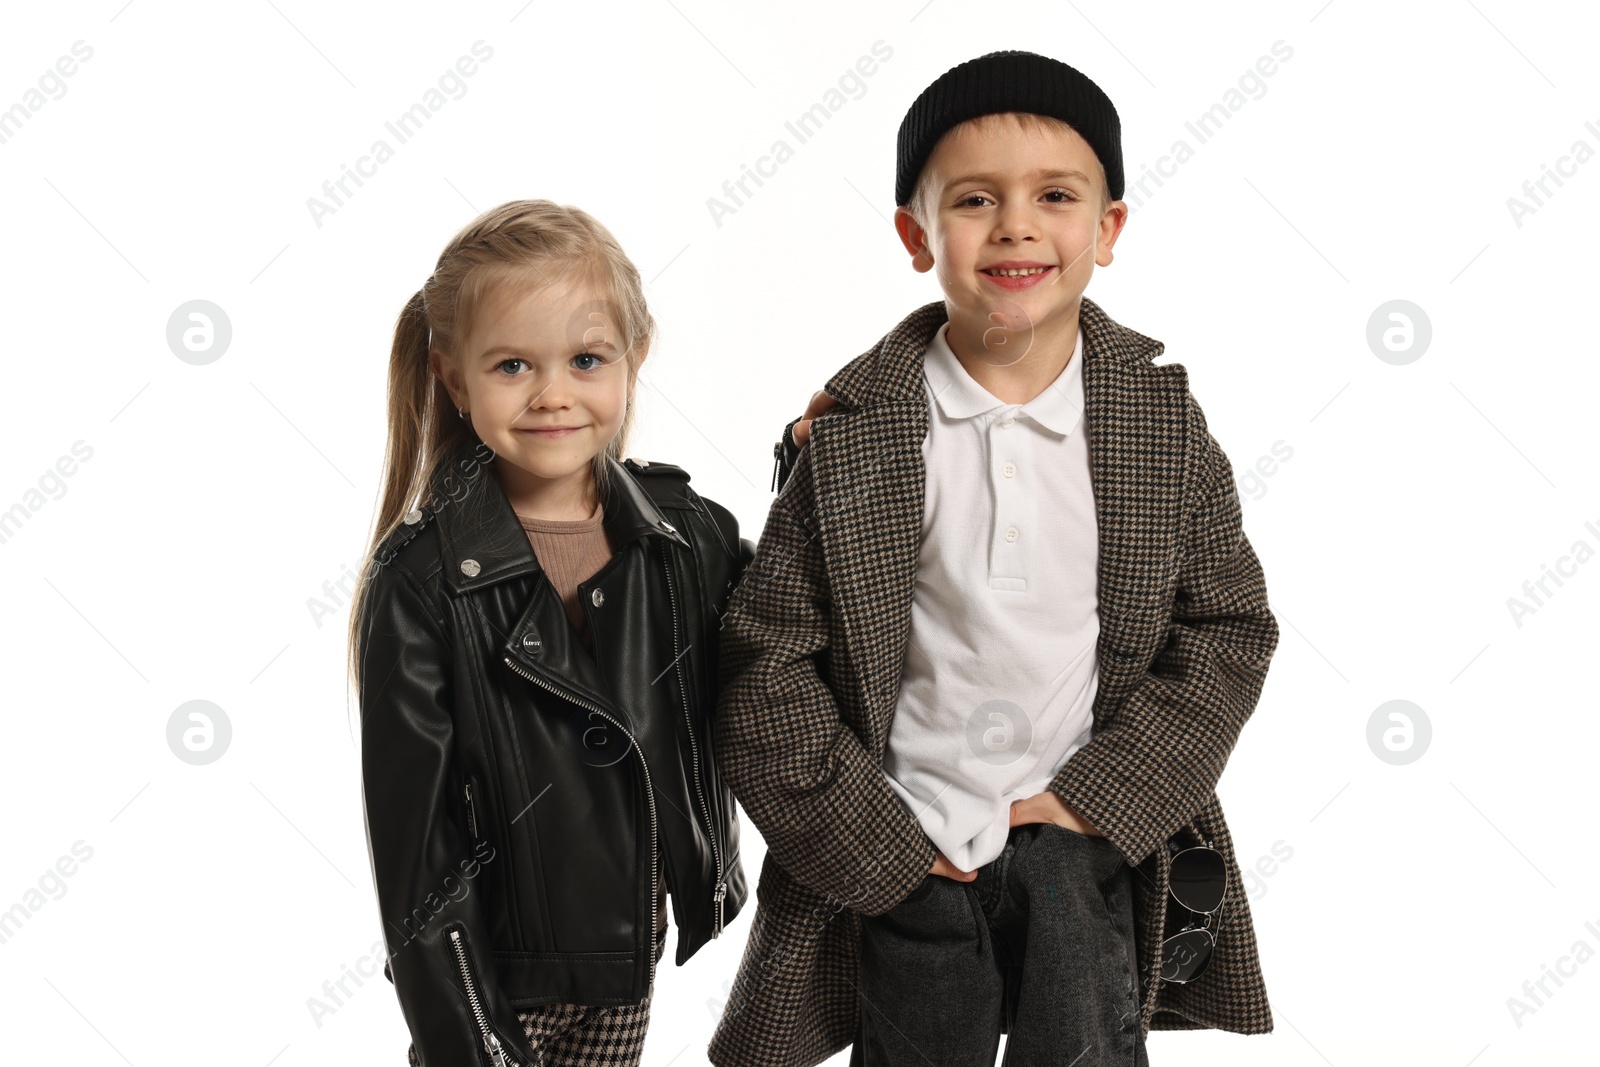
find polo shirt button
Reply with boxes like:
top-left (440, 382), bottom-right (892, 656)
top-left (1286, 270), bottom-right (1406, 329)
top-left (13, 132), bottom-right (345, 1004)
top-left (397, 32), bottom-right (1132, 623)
top-left (1004, 526), bottom-right (1019, 542)
top-left (1002, 462), bottom-right (1016, 478)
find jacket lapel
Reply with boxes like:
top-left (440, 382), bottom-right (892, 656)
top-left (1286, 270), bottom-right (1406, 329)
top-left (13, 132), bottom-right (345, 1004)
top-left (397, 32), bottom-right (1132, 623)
top-left (806, 298), bottom-right (1190, 756)
top-left (428, 441), bottom-right (694, 717)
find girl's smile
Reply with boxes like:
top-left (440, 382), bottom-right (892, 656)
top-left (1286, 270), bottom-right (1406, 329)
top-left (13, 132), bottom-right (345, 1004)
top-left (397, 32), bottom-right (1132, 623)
top-left (517, 424), bottom-right (585, 437)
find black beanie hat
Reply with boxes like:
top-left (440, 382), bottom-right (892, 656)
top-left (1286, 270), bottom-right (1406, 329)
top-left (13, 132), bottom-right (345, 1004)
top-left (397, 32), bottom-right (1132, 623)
top-left (895, 50), bottom-right (1123, 207)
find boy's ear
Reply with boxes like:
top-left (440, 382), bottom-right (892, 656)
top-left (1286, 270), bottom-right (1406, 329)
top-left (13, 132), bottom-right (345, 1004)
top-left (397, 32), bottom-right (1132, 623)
top-left (1095, 199), bottom-right (1130, 268)
top-left (894, 206), bottom-right (936, 274)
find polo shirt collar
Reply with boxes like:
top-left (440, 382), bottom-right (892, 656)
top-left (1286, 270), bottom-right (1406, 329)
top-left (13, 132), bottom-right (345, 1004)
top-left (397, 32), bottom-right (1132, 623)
top-left (922, 320), bottom-right (1084, 436)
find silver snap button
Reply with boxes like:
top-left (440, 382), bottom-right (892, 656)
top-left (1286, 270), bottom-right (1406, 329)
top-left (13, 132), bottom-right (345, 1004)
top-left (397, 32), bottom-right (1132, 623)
top-left (1004, 526), bottom-right (1019, 543)
top-left (460, 559), bottom-right (481, 577)
top-left (521, 634), bottom-right (541, 652)
top-left (403, 508), bottom-right (422, 525)
top-left (590, 587), bottom-right (605, 607)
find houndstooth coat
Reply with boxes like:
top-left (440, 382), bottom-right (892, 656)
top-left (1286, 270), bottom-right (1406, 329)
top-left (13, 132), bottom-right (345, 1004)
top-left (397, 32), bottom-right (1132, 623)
top-left (707, 296), bottom-right (1280, 1067)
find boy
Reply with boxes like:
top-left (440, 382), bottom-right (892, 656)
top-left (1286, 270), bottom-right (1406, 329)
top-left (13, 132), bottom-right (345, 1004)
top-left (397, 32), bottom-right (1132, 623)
top-left (710, 50), bottom-right (1278, 1067)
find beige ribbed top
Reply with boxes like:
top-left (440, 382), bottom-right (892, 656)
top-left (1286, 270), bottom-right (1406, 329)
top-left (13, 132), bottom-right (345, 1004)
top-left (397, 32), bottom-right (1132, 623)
top-left (515, 497), bottom-right (614, 653)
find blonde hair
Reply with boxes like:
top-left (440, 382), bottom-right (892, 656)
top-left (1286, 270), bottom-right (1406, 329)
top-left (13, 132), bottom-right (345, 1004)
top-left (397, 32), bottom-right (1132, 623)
top-left (905, 111), bottom-right (1113, 227)
top-left (345, 199), bottom-right (656, 690)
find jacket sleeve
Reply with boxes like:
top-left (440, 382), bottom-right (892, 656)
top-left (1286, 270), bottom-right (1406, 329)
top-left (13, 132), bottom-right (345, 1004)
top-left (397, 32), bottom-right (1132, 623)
top-left (712, 442), bottom-right (937, 917)
top-left (357, 558), bottom-right (535, 1067)
top-left (1048, 396), bottom-right (1279, 868)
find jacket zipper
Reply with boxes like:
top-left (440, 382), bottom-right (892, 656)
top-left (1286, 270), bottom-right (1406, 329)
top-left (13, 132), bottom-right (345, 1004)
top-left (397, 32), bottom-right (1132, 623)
top-left (464, 781), bottom-right (480, 841)
top-left (659, 540), bottom-right (727, 937)
top-left (446, 925), bottom-right (518, 1067)
top-left (501, 653), bottom-right (659, 988)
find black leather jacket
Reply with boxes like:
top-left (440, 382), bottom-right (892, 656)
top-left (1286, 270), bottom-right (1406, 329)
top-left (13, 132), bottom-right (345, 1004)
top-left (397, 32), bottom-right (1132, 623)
top-left (357, 437), bottom-right (751, 1067)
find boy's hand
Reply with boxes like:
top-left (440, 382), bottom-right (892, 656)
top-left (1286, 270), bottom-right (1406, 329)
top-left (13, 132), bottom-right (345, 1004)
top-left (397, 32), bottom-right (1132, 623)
top-left (930, 851), bottom-right (977, 882)
top-left (791, 390), bottom-right (840, 447)
top-left (1010, 791), bottom-right (1104, 837)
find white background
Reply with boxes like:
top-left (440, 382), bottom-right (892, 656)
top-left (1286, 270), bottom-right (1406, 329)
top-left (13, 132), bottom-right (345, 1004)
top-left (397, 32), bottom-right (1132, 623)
top-left (2, 1), bottom-right (1597, 1064)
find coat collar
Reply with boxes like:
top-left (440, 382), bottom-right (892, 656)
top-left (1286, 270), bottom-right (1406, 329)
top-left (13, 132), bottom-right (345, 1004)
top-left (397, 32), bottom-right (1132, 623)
top-left (429, 438), bottom-right (690, 595)
top-left (822, 296), bottom-right (1166, 409)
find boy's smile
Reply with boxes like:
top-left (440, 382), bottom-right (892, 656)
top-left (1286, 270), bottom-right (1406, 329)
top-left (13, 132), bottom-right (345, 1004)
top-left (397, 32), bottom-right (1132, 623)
top-left (895, 112), bottom-right (1126, 394)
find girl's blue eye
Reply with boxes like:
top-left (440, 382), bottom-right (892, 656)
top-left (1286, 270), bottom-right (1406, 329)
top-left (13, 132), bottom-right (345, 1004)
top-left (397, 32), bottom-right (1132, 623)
top-left (495, 354), bottom-right (606, 375)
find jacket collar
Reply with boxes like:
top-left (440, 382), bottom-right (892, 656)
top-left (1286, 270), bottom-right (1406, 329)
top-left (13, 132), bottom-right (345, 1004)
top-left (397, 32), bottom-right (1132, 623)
top-left (823, 295), bottom-right (1165, 409)
top-left (430, 438), bottom-right (690, 595)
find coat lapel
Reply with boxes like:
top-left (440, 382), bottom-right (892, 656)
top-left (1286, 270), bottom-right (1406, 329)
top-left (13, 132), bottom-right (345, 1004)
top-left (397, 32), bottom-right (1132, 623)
top-left (806, 297), bottom-right (1191, 756)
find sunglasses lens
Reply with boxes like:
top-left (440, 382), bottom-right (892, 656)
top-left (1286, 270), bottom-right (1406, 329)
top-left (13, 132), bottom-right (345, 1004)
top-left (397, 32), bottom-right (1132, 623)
top-left (1161, 928), bottom-right (1214, 984)
top-left (1169, 847), bottom-right (1226, 914)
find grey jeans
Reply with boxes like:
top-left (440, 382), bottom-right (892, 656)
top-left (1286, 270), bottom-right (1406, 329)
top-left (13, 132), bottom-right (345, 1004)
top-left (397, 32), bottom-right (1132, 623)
top-left (851, 821), bottom-right (1148, 1067)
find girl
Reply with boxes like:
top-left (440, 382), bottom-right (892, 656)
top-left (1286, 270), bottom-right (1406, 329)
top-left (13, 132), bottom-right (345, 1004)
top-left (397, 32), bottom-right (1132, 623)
top-left (347, 200), bottom-right (750, 1066)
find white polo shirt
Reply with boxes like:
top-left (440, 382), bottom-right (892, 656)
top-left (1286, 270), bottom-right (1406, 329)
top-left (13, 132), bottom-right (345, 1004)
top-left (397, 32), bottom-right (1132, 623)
top-left (882, 319), bottom-right (1101, 872)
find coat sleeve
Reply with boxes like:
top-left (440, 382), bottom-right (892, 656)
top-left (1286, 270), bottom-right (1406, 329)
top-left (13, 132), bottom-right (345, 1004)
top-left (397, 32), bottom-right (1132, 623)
top-left (1048, 394), bottom-right (1279, 868)
top-left (712, 442), bottom-right (938, 917)
top-left (357, 558), bottom-right (534, 1067)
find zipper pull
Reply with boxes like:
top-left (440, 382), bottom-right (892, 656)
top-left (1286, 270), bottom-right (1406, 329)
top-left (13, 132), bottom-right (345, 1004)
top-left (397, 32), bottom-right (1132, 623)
top-left (713, 881), bottom-right (727, 938)
top-left (464, 782), bottom-right (480, 840)
top-left (483, 1031), bottom-right (516, 1067)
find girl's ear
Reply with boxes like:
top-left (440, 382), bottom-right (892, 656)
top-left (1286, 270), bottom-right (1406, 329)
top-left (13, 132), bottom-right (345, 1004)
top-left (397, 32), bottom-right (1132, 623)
top-left (429, 346), bottom-right (466, 410)
top-left (626, 340), bottom-right (650, 392)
